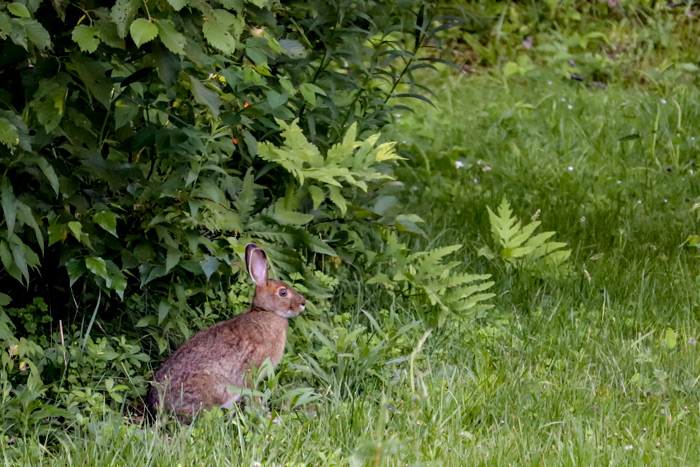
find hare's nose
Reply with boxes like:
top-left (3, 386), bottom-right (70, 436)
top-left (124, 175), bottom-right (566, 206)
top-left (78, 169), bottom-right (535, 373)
top-left (299, 303), bottom-right (306, 312)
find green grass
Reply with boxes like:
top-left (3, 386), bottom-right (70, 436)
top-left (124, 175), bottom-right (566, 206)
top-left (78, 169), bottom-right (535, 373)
top-left (6, 70), bottom-right (700, 467)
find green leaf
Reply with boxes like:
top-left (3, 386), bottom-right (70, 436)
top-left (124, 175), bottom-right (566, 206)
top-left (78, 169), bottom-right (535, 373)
top-left (114, 99), bottom-right (139, 129)
top-left (327, 185), bottom-right (346, 216)
top-left (93, 210), bottom-right (118, 237)
top-left (1, 178), bottom-right (17, 235)
top-left (24, 20), bottom-right (50, 50)
top-left (129, 18), bottom-right (158, 48)
top-left (48, 224), bottom-right (66, 246)
top-left (486, 197), bottom-right (570, 275)
top-left (503, 61), bottom-right (520, 77)
top-left (29, 80), bottom-right (66, 133)
top-left (136, 315), bottom-right (157, 327)
top-left (396, 214), bottom-right (425, 235)
top-left (67, 221), bottom-right (82, 241)
top-left (65, 258), bottom-right (86, 286)
top-left (106, 268), bottom-right (127, 299)
top-left (8, 3), bottom-right (30, 18)
top-left (202, 13), bottom-right (241, 54)
top-left (9, 237), bottom-right (31, 284)
top-left (665, 328), bottom-right (676, 350)
top-left (167, 0), bottom-right (189, 11)
top-left (307, 236), bottom-right (337, 256)
top-left (0, 240), bottom-right (21, 282)
top-left (189, 76), bottom-right (221, 117)
top-left (71, 54), bottom-right (113, 108)
top-left (165, 248), bottom-right (181, 273)
top-left (234, 168), bottom-right (256, 222)
top-left (156, 19), bottom-right (186, 55)
top-left (200, 255), bottom-right (220, 279)
top-left (0, 118), bottom-right (19, 147)
top-left (157, 300), bottom-right (171, 324)
top-left (271, 198), bottom-right (314, 225)
top-left (94, 17), bottom-right (124, 49)
top-left (246, 47), bottom-right (267, 65)
top-left (35, 157), bottom-right (59, 196)
top-left (266, 90), bottom-right (287, 109)
top-left (111, 0), bottom-right (139, 38)
top-left (299, 83), bottom-right (324, 106)
top-left (0, 293), bottom-right (10, 307)
top-left (308, 185), bottom-right (324, 209)
top-left (373, 195), bottom-right (397, 216)
top-left (72, 25), bottom-right (101, 53)
top-left (86, 257), bottom-right (108, 279)
top-left (17, 202), bottom-right (43, 252)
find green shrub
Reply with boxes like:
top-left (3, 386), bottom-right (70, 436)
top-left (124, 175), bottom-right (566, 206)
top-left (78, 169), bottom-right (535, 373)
top-left (0, 0), bottom-right (472, 435)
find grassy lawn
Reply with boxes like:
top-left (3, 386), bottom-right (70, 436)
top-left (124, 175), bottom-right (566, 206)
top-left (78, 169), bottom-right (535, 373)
top-left (5, 71), bottom-right (700, 465)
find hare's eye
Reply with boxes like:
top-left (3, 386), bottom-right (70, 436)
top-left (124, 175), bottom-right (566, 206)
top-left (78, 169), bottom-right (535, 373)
top-left (278, 289), bottom-right (288, 297)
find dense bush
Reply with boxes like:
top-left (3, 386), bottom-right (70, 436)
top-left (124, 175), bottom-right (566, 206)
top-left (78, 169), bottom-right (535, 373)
top-left (0, 0), bottom-right (495, 436)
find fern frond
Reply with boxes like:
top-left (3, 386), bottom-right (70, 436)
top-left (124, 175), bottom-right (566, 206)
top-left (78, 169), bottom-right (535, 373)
top-left (483, 197), bottom-right (571, 276)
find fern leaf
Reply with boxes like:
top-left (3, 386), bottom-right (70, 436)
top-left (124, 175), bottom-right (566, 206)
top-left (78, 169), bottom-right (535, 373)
top-left (234, 168), bottom-right (256, 222)
top-left (447, 272), bottom-right (494, 287)
top-left (487, 200), bottom-right (520, 247)
top-left (486, 197), bottom-right (571, 276)
top-left (508, 220), bottom-right (540, 249)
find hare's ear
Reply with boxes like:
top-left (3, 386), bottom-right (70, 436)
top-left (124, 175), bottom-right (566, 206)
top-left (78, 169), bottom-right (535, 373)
top-left (245, 244), bottom-right (268, 285)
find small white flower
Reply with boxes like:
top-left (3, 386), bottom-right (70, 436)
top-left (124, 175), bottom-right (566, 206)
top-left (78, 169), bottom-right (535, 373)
top-left (455, 161), bottom-right (464, 169)
top-left (637, 200), bottom-right (642, 204)
top-left (395, 113), bottom-right (402, 118)
top-left (617, 180), bottom-right (622, 184)
top-left (625, 445), bottom-right (633, 451)
top-left (253, 462), bottom-right (262, 467)
top-left (567, 104), bottom-right (573, 110)
top-left (547, 80), bottom-right (553, 85)
top-left (561, 97), bottom-right (566, 102)
top-left (664, 199), bottom-right (668, 203)
top-left (473, 178), bottom-right (479, 183)
top-left (568, 166), bottom-right (574, 171)
top-left (661, 98), bottom-right (667, 104)
top-left (691, 136), bottom-right (697, 141)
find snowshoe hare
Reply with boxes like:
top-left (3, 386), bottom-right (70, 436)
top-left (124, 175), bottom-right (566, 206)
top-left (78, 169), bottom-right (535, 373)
top-left (145, 243), bottom-right (306, 420)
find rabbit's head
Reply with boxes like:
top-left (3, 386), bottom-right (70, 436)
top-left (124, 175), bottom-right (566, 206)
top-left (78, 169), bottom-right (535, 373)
top-left (245, 244), bottom-right (306, 318)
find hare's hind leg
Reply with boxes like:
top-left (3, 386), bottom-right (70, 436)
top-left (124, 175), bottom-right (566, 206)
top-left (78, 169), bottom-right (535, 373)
top-left (173, 374), bottom-right (230, 420)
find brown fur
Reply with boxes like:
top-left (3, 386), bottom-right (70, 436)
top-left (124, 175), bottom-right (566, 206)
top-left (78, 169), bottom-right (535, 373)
top-left (145, 245), bottom-right (305, 420)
